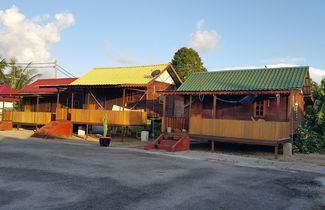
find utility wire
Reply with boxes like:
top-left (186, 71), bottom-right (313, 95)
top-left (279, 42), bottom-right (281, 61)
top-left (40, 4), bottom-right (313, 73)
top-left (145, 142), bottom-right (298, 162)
top-left (57, 64), bottom-right (76, 77)
top-left (6, 62), bottom-right (76, 78)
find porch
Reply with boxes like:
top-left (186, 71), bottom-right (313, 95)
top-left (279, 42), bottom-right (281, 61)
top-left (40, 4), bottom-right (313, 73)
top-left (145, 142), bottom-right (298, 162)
top-left (2, 108), bottom-right (147, 126)
top-left (160, 91), bottom-right (297, 158)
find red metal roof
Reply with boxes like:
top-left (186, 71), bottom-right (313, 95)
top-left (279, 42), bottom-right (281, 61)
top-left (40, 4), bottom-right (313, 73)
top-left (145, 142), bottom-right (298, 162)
top-left (0, 85), bottom-right (19, 102)
top-left (18, 78), bottom-right (78, 94)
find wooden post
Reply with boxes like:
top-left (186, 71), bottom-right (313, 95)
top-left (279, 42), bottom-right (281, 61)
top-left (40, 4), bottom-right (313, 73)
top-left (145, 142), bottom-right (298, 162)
top-left (189, 95), bottom-right (192, 119)
top-left (36, 96), bottom-right (40, 112)
top-left (71, 92), bottom-right (74, 109)
top-left (121, 126), bottom-right (125, 142)
top-left (87, 89), bottom-right (90, 109)
top-left (211, 140), bottom-right (215, 152)
top-left (212, 95), bottom-right (216, 118)
top-left (56, 90), bottom-right (60, 109)
top-left (2, 97), bottom-right (5, 121)
top-left (274, 144), bottom-right (279, 159)
top-left (85, 124), bottom-right (88, 140)
top-left (122, 89), bottom-right (126, 111)
top-left (276, 93), bottom-right (280, 121)
top-left (161, 95), bottom-right (166, 132)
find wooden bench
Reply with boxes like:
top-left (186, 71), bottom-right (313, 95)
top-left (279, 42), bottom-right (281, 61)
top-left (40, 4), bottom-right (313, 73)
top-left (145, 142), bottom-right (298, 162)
top-left (189, 134), bottom-right (292, 159)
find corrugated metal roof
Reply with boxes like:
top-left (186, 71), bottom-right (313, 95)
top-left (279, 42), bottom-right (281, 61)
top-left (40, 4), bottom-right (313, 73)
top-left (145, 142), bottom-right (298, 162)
top-left (19, 78), bottom-right (78, 94)
top-left (0, 85), bottom-right (19, 101)
top-left (177, 66), bottom-right (309, 92)
top-left (70, 64), bottom-right (170, 86)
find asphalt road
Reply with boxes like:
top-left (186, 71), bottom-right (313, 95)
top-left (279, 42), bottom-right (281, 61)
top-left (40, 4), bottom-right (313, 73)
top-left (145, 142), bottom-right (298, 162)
top-left (0, 137), bottom-right (324, 210)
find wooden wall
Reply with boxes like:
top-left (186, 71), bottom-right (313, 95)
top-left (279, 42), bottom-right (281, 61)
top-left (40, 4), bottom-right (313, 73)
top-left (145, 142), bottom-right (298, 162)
top-left (87, 81), bottom-right (177, 118)
top-left (189, 94), bottom-right (289, 122)
top-left (189, 117), bottom-right (290, 140)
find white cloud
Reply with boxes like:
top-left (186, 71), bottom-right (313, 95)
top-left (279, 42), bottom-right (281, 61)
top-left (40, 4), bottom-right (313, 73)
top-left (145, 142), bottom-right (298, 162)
top-left (189, 19), bottom-right (221, 53)
top-left (0, 5), bottom-right (75, 77)
top-left (106, 41), bottom-right (138, 64)
top-left (215, 63), bottom-right (325, 84)
top-left (309, 67), bottom-right (325, 83)
top-left (261, 57), bottom-right (305, 64)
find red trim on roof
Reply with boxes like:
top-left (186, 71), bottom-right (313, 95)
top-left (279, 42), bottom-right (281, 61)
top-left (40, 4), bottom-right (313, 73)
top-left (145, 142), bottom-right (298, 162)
top-left (18, 78), bottom-right (78, 94)
top-left (0, 85), bottom-right (19, 101)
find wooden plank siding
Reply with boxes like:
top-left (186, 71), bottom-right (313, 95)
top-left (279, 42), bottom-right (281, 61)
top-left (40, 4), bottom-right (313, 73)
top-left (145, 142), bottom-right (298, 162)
top-left (68, 109), bottom-right (147, 126)
top-left (3, 111), bottom-right (52, 125)
top-left (189, 117), bottom-right (290, 140)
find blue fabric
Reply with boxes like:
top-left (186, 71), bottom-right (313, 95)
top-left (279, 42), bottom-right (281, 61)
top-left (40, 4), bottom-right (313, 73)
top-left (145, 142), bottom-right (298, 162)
top-left (239, 94), bottom-right (258, 105)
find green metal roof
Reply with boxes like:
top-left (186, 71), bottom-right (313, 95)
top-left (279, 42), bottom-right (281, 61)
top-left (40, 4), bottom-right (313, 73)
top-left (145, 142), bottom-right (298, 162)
top-left (177, 66), bottom-right (309, 92)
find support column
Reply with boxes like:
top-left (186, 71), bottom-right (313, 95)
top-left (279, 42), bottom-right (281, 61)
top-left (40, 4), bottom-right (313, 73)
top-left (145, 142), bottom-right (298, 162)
top-left (71, 92), bottom-right (74, 109)
top-left (212, 95), bottom-right (217, 118)
top-left (122, 88), bottom-right (126, 111)
top-left (211, 140), bottom-right (215, 152)
top-left (36, 96), bottom-right (40, 112)
top-left (86, 89), bottom-right (90, 109)
top-left (2, 97), bottom-right (5, 121)
top-left (288, 91), bottom-right (295, 136)
top-left (274, 145), bottom-right (279, 159)
top-left (161, 95), bottom-right (166, 132)
top-left (189, 95), bottom-right (192, 119)
top-left (56, 90), bottom-right (60, 109)
top-left (276, 93), bottom-right (280, 121)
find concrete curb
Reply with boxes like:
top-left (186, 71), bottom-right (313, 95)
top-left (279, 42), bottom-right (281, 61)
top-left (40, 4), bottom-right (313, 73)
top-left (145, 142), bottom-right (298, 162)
top-left (112, 147), bottom-right (325, 175)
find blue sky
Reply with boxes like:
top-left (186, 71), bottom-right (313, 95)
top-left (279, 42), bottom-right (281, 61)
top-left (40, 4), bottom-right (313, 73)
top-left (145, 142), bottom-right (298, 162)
top-left (1, 0), bottom-right (325, 82)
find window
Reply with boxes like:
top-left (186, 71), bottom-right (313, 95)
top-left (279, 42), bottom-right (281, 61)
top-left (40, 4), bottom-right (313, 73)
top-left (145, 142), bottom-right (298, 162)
top-left (254, 100), bottom-right (266, 117)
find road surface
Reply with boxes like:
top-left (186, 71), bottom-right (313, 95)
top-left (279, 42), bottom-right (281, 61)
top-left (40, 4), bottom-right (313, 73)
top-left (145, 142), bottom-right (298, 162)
top-left (0, 137), bottom-right (324, 210)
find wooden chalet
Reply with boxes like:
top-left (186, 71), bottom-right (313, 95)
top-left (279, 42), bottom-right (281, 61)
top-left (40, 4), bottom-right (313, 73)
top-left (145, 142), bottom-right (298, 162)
top-left (41, 64), bottom-right (182, 125)
top-left (2, 78), bottom-right (77, 126)
top-left (0, 64), bottom-right (182, 135)
top-left (160, 66), bottom-right (312, 158)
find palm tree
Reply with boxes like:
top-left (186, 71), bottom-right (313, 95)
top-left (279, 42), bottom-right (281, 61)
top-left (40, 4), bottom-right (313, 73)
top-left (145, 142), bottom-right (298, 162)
top-left (6, 58), bottom-right (41, 90)
top-left (0, 57), bottom-right (7, 83)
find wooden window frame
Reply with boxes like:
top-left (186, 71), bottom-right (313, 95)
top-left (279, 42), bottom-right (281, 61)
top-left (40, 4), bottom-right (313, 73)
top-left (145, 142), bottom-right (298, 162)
top-left (254, 100), bottom-right (267, 118)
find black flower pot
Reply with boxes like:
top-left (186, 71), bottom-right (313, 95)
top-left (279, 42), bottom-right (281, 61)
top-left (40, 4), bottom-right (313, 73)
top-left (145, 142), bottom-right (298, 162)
top-left (99, 137), bottom-right (111, 147)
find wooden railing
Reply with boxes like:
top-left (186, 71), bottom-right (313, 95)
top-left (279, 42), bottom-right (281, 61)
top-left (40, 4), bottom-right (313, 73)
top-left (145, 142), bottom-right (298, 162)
top-left (162, 117), bottom-right (186, 132)
top-left (2, 111), bottom-right (52, 125)
top-left (189, 118), bottom-right (290, 140)
top-left (56, 108), bottom-right (69, 120)
top-left (66, 108), bottom-right (147, 126)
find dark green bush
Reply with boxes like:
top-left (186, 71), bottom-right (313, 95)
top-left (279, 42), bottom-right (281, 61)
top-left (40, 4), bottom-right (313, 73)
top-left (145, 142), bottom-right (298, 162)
top-left (293, 122), bottom-right (325, 154)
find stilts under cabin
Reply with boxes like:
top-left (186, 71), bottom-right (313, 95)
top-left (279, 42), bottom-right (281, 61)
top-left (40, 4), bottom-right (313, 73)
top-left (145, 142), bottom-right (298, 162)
top-left (156, 66), bottom-right (313, 158)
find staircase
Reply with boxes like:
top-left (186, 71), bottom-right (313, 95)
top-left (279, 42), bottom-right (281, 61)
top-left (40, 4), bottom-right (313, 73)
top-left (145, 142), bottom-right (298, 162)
top-left (32, 121), bottom-right (72, 139)
top-left (0, 121), bottom-right (13, 131)
top-left (144, 132), bottom-right (190, 152)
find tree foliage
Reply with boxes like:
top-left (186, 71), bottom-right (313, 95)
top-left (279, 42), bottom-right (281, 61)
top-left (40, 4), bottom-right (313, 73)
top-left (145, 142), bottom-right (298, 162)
top-left (0, 57), bottom-right (41, 90)
top-left (293, 79), bottom-right (325, 153)
top-left (171, 47), bottom-right (207, 81)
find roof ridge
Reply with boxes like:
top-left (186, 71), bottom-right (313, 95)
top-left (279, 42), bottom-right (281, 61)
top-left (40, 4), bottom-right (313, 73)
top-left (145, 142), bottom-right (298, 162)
top-left (35, 78), bottom-right (78, 81)
top-left (93, 64), bottom-right (170, 70)
top-left (192, 66), bottom-right (309, 74)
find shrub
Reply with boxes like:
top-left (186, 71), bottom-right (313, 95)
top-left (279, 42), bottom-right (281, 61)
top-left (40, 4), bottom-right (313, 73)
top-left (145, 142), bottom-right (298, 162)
top-left (293, 121), bottom-right (325, 154)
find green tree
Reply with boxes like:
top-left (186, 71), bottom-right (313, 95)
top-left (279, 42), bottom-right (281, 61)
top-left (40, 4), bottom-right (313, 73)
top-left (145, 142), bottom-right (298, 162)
top-left (4, 58), bottom-right (41, 90)
top-left (171, 47), bottom-right (207, 81)
top-left (293, 79), bottom-right (325, 153)
top-left (310, 79), bottom-right (325, 135)
top-left (0, 57), bottom-right (7, 83)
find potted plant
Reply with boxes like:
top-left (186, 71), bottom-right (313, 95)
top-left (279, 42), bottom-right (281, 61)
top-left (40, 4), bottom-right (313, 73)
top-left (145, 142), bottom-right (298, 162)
top-left (99, 114), bottom-right (111, 147)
